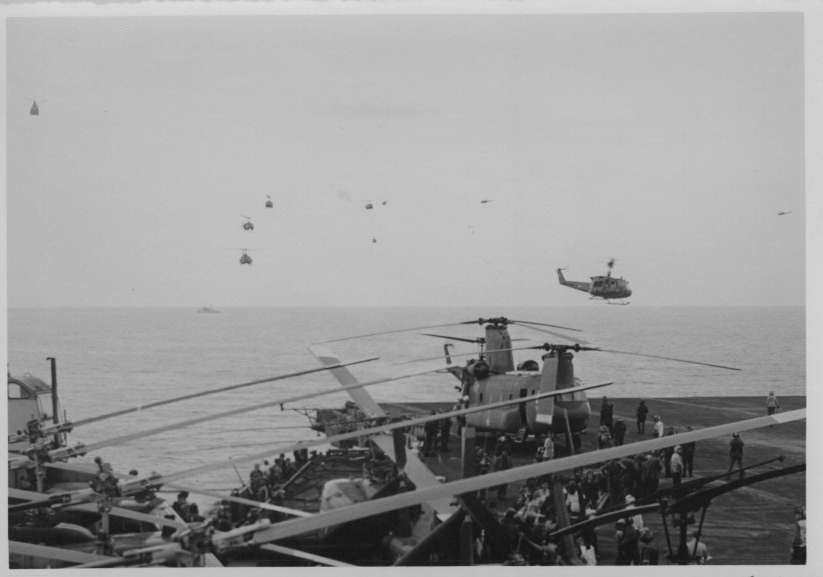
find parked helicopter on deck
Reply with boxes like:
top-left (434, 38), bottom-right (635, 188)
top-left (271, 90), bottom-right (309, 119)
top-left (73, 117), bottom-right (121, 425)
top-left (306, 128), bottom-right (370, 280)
top-left (557, 259), bottom-right (632, 303)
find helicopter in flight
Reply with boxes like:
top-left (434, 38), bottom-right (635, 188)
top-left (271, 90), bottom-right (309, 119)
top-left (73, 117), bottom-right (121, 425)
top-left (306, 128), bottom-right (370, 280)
top-left (241, 216), bottom-right (254, 231)
top-left (239, 249), bottom-right (253, 265)
top-left (558, 259), bottom-right (632, 303)
top-left (30, 100), bottom-right (39, 116)
top-left (265, 195), bottom-right (274, 209)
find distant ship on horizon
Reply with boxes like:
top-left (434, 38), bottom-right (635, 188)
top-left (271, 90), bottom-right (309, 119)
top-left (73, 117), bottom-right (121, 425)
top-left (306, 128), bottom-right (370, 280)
top-left (196, 305), bottom-right (221, 314)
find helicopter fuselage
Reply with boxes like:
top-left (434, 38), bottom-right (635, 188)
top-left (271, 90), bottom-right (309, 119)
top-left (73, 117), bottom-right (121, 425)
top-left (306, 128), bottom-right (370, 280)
top-left (557, 268), bottom-right (631, 301)
top-left (463, 371), bottom-right (591, 437)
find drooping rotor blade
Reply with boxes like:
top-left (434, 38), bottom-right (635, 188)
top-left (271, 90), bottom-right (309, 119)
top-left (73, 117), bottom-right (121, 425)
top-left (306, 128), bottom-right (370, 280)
top-left (247, 409), bottom-right (805, 544)
top-left (9, 541), bottom-right (118, 566)
top-left (421, 333), bottom-right (530, 344)
top-left (318, 322), bottom-right (476, 344)
top-left (511, 323), bottom-right (590, 345)
top-left (157, 380), bottom-right (614, 484)
top-left (73, 357), bottom-right (379, 428)
top-left (396, 344), bottom-right (541, 366)
top-left (509, 319), bottom-right (582, 332)
top-left (74, 366), bottom-right (443, 454)
top-left (421, 333), bottom-right (484, 344)
top-left (163, 482), bottom-right (311, 518)
top-left (592, 347), bottom-right (741, 371)
top-left (259, 544), bottom-right (355, 567)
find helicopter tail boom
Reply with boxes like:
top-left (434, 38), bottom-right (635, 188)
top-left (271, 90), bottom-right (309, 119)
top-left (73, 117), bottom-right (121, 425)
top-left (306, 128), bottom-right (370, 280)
top-left (557, 268), bottom-right (591, 293)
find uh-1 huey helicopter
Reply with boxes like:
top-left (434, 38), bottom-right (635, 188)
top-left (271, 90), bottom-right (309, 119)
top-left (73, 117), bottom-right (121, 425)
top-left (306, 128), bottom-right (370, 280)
top-left (557, 258), bottom-right (632, 304)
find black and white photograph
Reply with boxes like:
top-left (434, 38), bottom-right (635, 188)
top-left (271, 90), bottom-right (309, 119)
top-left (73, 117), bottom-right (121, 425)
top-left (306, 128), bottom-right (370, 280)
top-left (3, 1), bottom-right (817, 573)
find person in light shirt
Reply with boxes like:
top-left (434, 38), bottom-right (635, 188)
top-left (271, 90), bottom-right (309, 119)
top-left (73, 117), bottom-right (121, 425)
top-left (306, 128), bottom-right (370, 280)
top-left (654, 416), bottom-right (665, 438)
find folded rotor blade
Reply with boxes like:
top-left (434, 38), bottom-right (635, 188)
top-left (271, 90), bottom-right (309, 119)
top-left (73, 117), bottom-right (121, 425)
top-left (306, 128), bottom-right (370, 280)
top-left (73, 357), bottom-right (379, 428)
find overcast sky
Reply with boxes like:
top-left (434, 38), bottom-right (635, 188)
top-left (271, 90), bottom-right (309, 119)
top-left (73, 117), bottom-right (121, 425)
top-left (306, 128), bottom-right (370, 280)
top-left (5, 12), bottom-right (806, 307)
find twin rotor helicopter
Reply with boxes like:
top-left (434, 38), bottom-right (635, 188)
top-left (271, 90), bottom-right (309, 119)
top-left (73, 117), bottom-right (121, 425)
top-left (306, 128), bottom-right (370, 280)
top-left (321, 315), bottom-right (739, 452)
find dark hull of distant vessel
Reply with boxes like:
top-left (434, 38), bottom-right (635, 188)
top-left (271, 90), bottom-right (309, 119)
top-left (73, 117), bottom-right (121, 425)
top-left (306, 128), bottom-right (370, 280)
top-left (197, 307), bottom-right (221, 314)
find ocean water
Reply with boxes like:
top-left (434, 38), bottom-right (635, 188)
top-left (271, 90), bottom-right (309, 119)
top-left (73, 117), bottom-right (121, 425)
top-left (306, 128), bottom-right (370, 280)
top-left (7, 306), bottom-right (805, 504)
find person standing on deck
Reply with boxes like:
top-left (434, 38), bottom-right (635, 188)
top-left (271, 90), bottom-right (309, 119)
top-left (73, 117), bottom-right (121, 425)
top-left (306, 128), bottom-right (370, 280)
top-left (542, 435), bottom-right (555, 461)
top-left (685, 532), bottom-right (710, 564)
top-left (636, 400), bottom-right (649, 434)
top-left (766, 391), bottom-right (780, 415)
top-left (728, 433), bottom-right (744, 479)
top-left (653, 416), bottom-right (665, 438)
top-left (613, 418), bottom-right (627, 446)
top-left (600, 396), bottom-right (614, 433)
top-left (670, 446), bottom-right (684, 488)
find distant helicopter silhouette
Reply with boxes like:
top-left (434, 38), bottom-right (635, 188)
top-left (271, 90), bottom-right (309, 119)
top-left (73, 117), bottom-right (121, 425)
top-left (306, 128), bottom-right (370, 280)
top-left (241, 216), bottom-right (254, 231)
top-left (265, 195), bottom-right (274, 209)
top-left (558, 259), bottom-right (632, 303)
top-left (30, 100), bottom-right (39, 116)
top-left (239, 249), bottom-right (253, 265)
top-left (777, 210), bottom-right (792, 216)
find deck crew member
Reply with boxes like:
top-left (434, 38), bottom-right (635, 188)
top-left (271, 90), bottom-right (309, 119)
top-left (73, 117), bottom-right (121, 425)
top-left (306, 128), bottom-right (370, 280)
top-left (790, 505), bottom-right (806, 564)
top-left (766, 391), bottom-right (780, 415)
top-left (685, 531), bottom-right (710, 564)
top-left (636, 400), bottom-right (649, 434)
top-left (670, 446), bottom-right (684, 488)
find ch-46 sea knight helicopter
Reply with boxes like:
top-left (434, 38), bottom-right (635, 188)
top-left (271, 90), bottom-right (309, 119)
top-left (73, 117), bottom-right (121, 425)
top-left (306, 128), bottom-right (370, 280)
top-left (558, 258), bottom-right (632, 304)
top-left (312, 316), bottom-right (740, 452)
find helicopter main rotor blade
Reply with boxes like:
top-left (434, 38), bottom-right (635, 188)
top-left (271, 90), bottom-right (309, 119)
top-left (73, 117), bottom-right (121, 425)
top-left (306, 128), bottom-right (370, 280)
top-left (396, 344), bottom-right (541, 366)
top-left (509, 319), bottom-right (583, 332)
top-left (421, 333), bottom-right (483, 344)
top-left (9, 541), bottom-right (119, 566)
top-left (72, 357), bottom-right (380, 428)
top-left (513, 323), bottom-right (590, 345)
top-left (247, 409), bottom-right (805, 544)
top-left (74, 367), bottom-right (443, 454)
top-left (157, 380), bottom-right (613, 484)
top-left (593, 348), bottom-right (742, 371)
top-left (318, 322), bottom-right (476, 344)
top-left (259, 544), bottom-right (355, 567)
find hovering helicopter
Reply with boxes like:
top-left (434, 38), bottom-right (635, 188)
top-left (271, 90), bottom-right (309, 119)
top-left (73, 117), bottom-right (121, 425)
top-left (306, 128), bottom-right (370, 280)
top-left (777, 210), bottom-right (792, 216)
top-left (265, 195), bottom-right (274, 209)
top-left (239, 249), bottom-right (253, 265)
top-left (241, 216), bottom-right (254, 231)
top-left (30, 100), bottom-right (39, 116)
top-left (557, 259), bottom-right (632, 303)
top-left (365, 202), bottom-right (374, 210)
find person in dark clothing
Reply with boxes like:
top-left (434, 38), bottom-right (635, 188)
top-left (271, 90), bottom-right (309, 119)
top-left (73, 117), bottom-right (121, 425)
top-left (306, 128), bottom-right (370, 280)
top-left (681, 428), bottom-right (696, 478)
top-left (615, 518), bottom-right (640, 565)
top-left (439, 415), bottom-right (452, 451)
top-left (728, 433), bottom-right (744, 479)
top-left (662, 428), bottom-right (675, 477)
top-left (613, 419), bottom-right (627, 446)
top-left (636, 401), bottom-right (649, 434)
top-left (600, 396), bottom-right (614, 432)
top-left (423, 412), bottom-right (438, 456)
